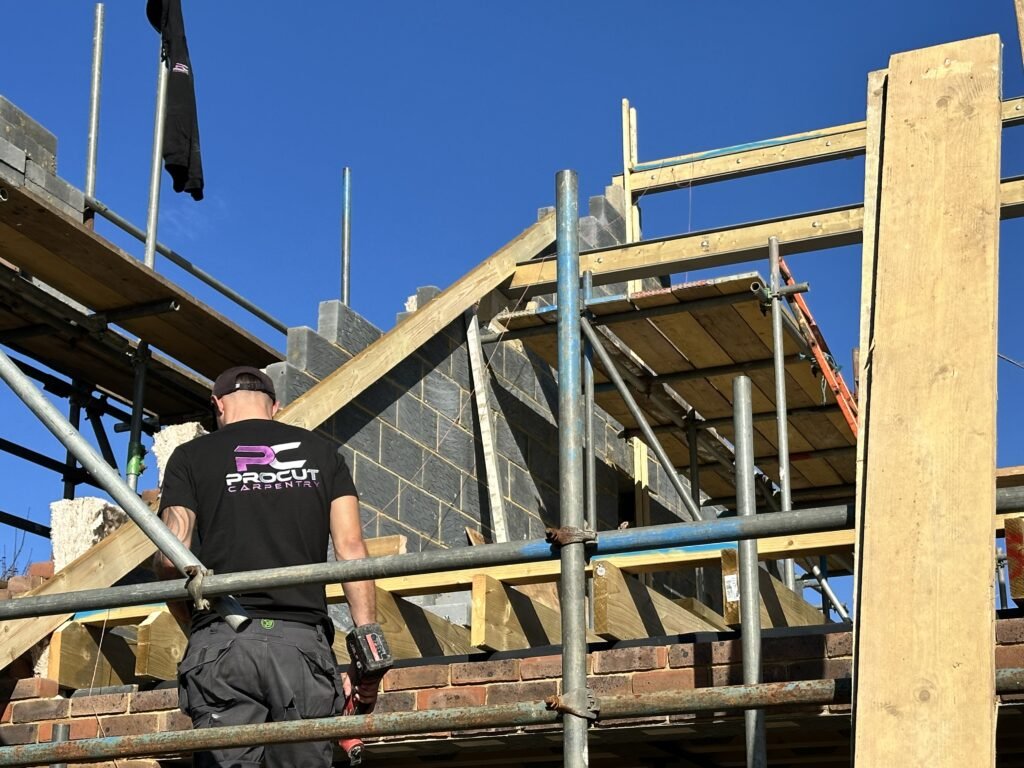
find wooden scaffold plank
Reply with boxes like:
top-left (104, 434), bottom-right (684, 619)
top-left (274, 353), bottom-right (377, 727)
top-left (852, 36), bottom-right (1001, 767)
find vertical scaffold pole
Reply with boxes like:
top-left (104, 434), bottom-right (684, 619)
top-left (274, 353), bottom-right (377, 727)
top-left (556, 169), bottom-right (589, 768)
top-left (768, 236), bottom-right (797, 590)
top-left (84, 3), bottom-right (105, 214)
top-left (341, 166), bottom-right (352, 305)
top-left (583, 270), bottom-right (597, 630)
top-left (143, 41), bottom-right (169, 269)
top-left (734, 375), bottom-right (766, 768)
top-left (61, 393), bottom-right (82, 500)
top-left (125, 344), bottom-right (150, 492)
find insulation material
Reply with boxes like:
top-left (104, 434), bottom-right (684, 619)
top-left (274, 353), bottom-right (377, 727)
top-left (49, 497), bottom-right (128, 572)
top-left (151, 421), bottom-right (206, 486)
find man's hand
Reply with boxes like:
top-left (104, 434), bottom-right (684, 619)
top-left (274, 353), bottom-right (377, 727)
top-left (344, 663), bottom-right (382, 711)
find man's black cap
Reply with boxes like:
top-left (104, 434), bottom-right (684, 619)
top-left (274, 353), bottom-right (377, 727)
top-left (211, 366), bottom-right (277, 401)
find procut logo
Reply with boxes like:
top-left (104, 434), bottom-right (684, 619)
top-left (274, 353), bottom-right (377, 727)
top-left (225, 442), bottom-right (321, 492)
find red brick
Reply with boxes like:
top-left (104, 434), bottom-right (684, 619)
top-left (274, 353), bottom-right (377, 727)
top-left (27, 561), bottom-right (54, 579)
top-left (826, 632), bottom-right (853, 658)
top-left (667, 643), bottom-right (696, 668)
top-left (36, 720), bottom-right (53, 742)
top-left (11, 698), bottom-right (69, 723)
top-left (825, 658), bottom-right (852, 679)
top-left (130, 689), bottom-right (179, 713)
top-left (632, 668), bottom-right (695, 694)
top-left (592, 646), bottom-right (666, 675)
top-left (416, 686), bottom-right (485, 710)
top-left (450, 659), bottom-right (519, 685)
top-left (997, 644), bottom-right (1024, 669)
top-left (0, 702), bottom-right (11, 723)
top-left (997, 618), bottom-right (1024, 645)
top-left (0, 722), bottom-right (38, 745)
top-left (485, 680), bottom-right (557, 706)
top-left (382, 666), bottom-right (448, 692)
top-left (374, 692), bottom-right (415, 714)
top-left (520, 655), bottom-right (564, 680)
top-left (0, 678), bottom-right (59, 701)
top-left (762, 634), bottom-right (826, 662)
top-left (0, 590), bottom-right (12, 601)
top-left (711, 664), bottom-right (743, 687)
top-left (6, 575), bottom-right (45, 593)
top-left (710, 639), bottom-right (742, 665)
top-left (161, 710), bottom-right (193, 732)
top-left (69, 717), bottom-right (102, 740)
top-left (587, 674), bottom-right (631, 696)
top-left (97, 713), bottom-right (161, 737)
top-left (70, 693), bottom-right (130, 717)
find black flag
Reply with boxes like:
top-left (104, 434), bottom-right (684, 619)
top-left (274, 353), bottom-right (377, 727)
top-left (147, 0), bottom-right (204, 201)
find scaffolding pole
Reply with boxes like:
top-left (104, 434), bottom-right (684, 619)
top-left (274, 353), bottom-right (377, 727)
top-left (84, 3), bottom-right (104, 204)
top-left (734, 375), bottom-right (766, 768)
top-left (143, 41), bottom-right (169, 269)
top-left (0, 346), bottom-right (246, 627)
top-left (555, 169), bottom-right (591, 768)
top-left (3, 671), bottom-right (1021, 767)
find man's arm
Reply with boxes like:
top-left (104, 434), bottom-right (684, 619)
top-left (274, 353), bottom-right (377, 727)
top-left (329, 495), bottom-right (376, 626)
top-left (155, 505), bottom-right (196, 631)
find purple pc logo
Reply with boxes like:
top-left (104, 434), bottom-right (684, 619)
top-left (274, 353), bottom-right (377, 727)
top-left (234, 442), bottom-right (306, 472)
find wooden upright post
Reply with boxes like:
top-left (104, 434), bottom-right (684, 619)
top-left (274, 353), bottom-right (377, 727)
top-left (853, 36), bottom-right (1001, 766)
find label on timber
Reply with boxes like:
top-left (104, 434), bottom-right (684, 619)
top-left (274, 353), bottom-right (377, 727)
top-left (724, 574), bottom-right (740, 603)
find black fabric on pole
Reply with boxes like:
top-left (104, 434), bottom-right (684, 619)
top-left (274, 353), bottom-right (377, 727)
top-left (146, 0), bottom-right (204, 201)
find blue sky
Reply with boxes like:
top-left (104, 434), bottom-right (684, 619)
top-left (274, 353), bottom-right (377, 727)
top-left (0, 1), bottom-right (1022, 595)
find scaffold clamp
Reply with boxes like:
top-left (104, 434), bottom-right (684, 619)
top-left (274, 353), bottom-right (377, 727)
top-left (545, 688), bottom-right (599, 720)
top-left (544, 526), bottom-right (597, 547)
top-left (184, 564), bottom-right (212, 612)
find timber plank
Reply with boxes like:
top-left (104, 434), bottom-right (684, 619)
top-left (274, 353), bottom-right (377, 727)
top-left (720, 549), bottom-right (823, 628)
top-left (852, 37), bottom-right (1000, 767)
top-left (0, 519), bottom-right (157, 671)
top-left (592, 561), bottom-right (722, 640)
top-left (375, 588), bottom-right (476, 660)
top-left (47, 621), bottom-right (136, 690)
top-left (135, 610), bottom-right (186, 680)
top-left (0, 185), bottom-right (281, 377)
top-left (470, 574), bottom-right (601, 651)
top-left (1006, 516), bottom-right (1024, 604)
top-left (277, 214), bottom-right (555, 430)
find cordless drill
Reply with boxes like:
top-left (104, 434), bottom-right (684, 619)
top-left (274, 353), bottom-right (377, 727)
top-left (339, 623), bottom-right (393, 766)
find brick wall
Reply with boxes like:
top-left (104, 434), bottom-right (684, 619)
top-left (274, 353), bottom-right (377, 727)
top-left (3, 619), bottom-right (1021, 749)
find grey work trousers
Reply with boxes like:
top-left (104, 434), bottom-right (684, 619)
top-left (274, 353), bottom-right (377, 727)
top-left (178, 619), bottom-right (343, 768)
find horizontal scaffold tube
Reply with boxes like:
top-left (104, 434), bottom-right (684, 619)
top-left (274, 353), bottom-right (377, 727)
top-left (0, 506), bottom-right (855, 620)
top-left (1, 670), bottom-right (1021, 767)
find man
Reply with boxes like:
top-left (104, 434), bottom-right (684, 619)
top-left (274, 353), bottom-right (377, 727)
top-left (157, 366), bottom-right (378, 768)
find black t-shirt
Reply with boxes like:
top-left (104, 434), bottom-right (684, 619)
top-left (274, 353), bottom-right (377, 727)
top-left (160, 419), bottom-right (357, 630)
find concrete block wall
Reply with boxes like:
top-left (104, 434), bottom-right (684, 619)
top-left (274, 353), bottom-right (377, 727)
top-left (0, 96), bottom-right (84, 221)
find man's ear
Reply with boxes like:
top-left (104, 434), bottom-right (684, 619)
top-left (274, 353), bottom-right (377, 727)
top-left (271, 401), bottom-right (280, 416)
top-left (211, 396), bottom-right (225, 418)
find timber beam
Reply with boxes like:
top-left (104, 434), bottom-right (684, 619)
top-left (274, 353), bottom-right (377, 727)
top-left (509, 177), bottom-right (1024, 297)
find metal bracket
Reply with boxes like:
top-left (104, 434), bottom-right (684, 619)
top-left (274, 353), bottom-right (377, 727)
top-left (545, 688), bottom-right (599, 720)
top-left (544, 526), bottom-right (597, 547)
top-left (184, 565), bottom-right (211, 612)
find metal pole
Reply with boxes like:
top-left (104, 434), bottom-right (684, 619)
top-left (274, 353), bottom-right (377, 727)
top-left (84, 194), bottom-right (288, 334)
top-left (143, 42), bottom-right (169, 269)
top-left (48, 721), bottom-right (69, 768)
top-left (769, 236), bottom-right (797, 591)
top-left (0, 345), bottom-right (246, 627)
top-left (84, 3), bottom-right (104, 202)
top-left (998, 547), bottom-right (1009, 610)
top-left (61, 393), bottom-right (82, 500)
top-left (0, 504), bottom-right (856, 620)
top-left (583, 270), bottom-right (597, 630)
top-left (581, 317), bottom-right (704, 522)
top-left (809, 562), bottom-right (851, 622)
top-left (734, 375), bottom-right (766, 768)
top-left (819, 555), bottom-right (830, 620)
top-left (555, 169), bottom-right (589, 768)
top-left (125, 343), bottom-right (149, 491)
top-left (341, 166), bottom-right (352, 305)
top-left (688, 412), bottom-right (707, 601)
top-left (5, 671), bottom-right (1020, 767)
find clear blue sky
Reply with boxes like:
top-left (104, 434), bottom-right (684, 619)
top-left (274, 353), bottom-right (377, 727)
top-left (0, 1), bottom-right (1022, 580)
